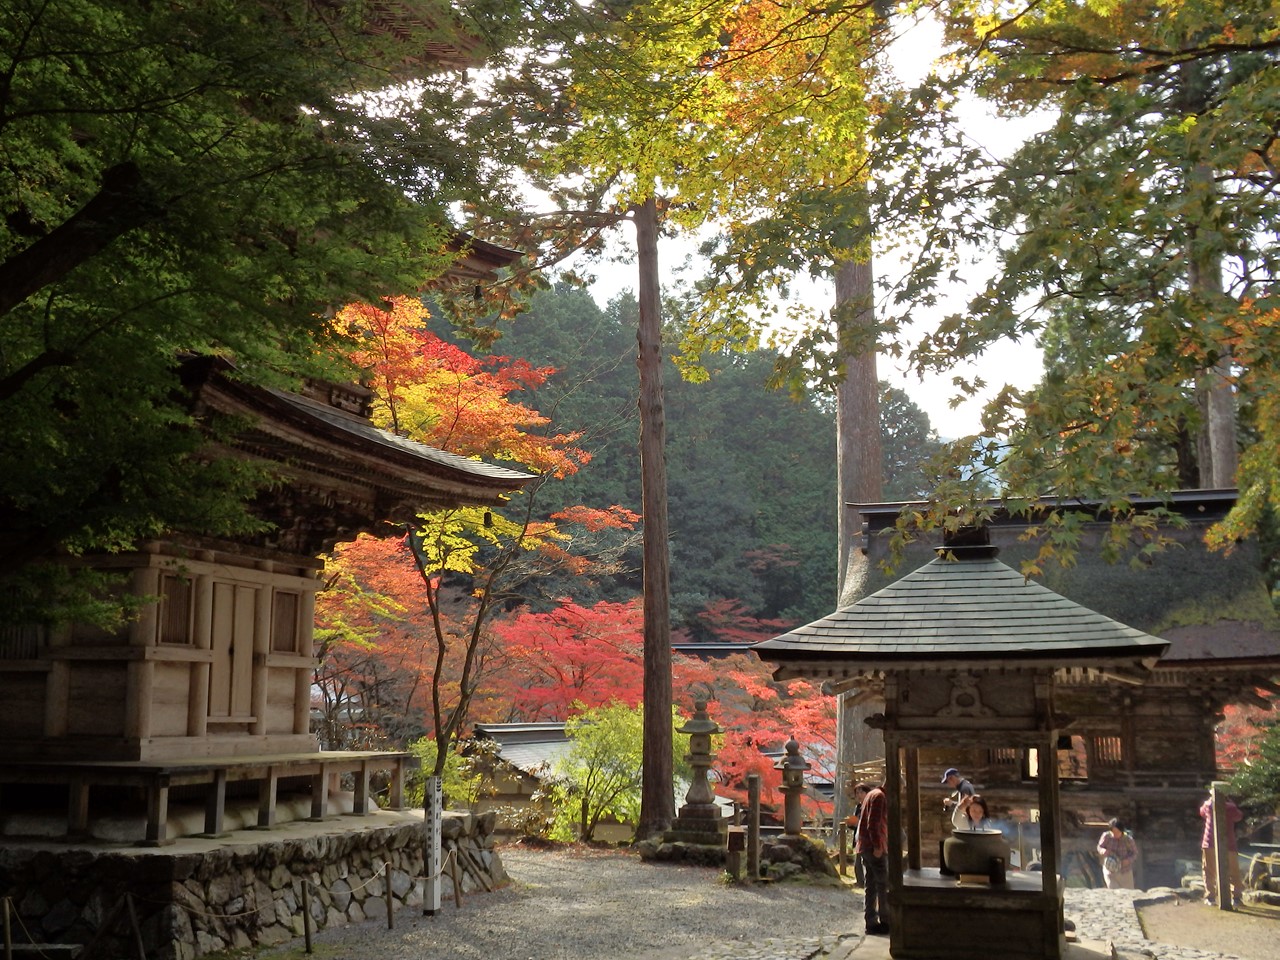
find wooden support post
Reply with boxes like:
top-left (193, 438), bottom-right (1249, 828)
top-left (905, 746), bottom-right (921, 871)
top-left (388, 757), bottom-right (405, 810)
top-left (1210, 781), bottom-right (1234, 911)
top-left (145, 778), bottom-right (170, 846)
top-left (251, 584), bottom-right (271, 737)
top-left (257, 766), bottom-right (279, 828)
top-left (4, 896), bottom-right (12, 960)
top-left (68, 778), bottom-right (90, 838)
top-left (353, 760), bottom-right (370, 815)
top-left (837, 821), bottom-right (848, 876)
top-left (203, 768), bottom-right (227, 836)
top-left (189, 574), bottom-right (213, 737)
top-left (886, 738), bottom-right (903, 881)
top-left (309, 766), bottom-right (329, 820)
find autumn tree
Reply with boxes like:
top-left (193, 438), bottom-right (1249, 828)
top-left (0, 0), bottom-right (540, 623)
top-left (487, 600), bottom-right (646, 721)
top-left (1230, 719), bottom-right (1280, 812)
top-left (847, 0), bottom-right (1280, 564)
top-left (674, 651), bottom-right (837, 820)
top-left (319, 297), bottom-right (645, 772)
top-left (461, 588), bottom-right (838, 824)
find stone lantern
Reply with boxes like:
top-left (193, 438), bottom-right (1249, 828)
top-left (775, 734), bottom-right (811, 837)
top-left (663, 700), bottom-right (727, 847)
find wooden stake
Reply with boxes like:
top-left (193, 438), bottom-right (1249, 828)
top-left (448, 849), bottom-right (463, 909)
top-left (384, 862), bottom-right (394, 930)
top-left (123, 894), bottom-right (146, 960)
top-left (301, 880), bottom-right (313, 954)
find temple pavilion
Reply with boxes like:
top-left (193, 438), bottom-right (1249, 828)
top-left (754, 525), bottom-right (1170, 960)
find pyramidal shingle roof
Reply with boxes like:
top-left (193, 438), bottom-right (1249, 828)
top-left (753, 548), bottom-right (1169, 676)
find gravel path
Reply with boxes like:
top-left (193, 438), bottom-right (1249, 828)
top-left (282, 845), bottom-right (862, 960)
top-left (262, 846), bottom-right (1278, 960)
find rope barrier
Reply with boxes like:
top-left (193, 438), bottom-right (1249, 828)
top-left (4, 898), bottom-right (63, 960)
top-left (413, 846), bottom-right (459, 884)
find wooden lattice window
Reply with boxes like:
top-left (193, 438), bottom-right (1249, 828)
top-left (988, 747), bottom-right (1020, 767)
top-left (272, 591), bottom-right (300, 654)
top-left (1093, 735), bottom-right (1124, 768)
top-left (158, 574), bottom-right (194, 645)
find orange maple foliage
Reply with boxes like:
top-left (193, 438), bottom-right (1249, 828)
top-left (315, 532), bottom-right (483, 747)
top-left (334, 295), bottom-right (589, 476)
top-left (484, 602), bottom-right (835, 817)
top-left (1217, 700), bottom-right (1276, 772)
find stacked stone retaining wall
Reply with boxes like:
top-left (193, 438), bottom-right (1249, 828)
top-left (0, 810), bottom-right (506, 960)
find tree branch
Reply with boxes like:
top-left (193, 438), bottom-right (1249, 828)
top-left (0, 161), bottom-right (154, 319)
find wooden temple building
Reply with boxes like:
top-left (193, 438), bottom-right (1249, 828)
top-left (0, 349), bottom-right (533, 843)
top-left (0, 0), bottom-right (536, 848)
top-left (828, 490), bottom-right (1280, 889)
top-left (0, 232), bottom-right (533, 844)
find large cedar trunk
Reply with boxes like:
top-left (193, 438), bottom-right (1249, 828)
top-left (833, 255), bottom-right (885, 827)
top-left (634, 197), bottom-right (674, 838)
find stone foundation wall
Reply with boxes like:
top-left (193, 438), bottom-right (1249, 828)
top-left (0, 811), bottom-right (506, 960)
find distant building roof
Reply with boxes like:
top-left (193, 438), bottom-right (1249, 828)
top-left (671, 643), bottom-right (759, 659)
top-left (473, 722), bottom-right (570, 778)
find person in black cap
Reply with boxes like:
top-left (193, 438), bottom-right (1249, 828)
top-left (941, 767), bottom-right (974, 813)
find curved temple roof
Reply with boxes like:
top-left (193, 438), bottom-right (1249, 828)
top-left (753, 546), bottom-right (1169, 680)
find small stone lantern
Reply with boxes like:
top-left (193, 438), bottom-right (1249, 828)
top-left (663, 700), bottom-right (727, 847)
top-left (776, 734), bottom-right (810, 837)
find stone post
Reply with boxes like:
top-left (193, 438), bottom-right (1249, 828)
top-left (776, 734), bottom-right (811, 837)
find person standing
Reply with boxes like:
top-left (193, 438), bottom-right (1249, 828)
top-left (1097, 818), bottom-right (1138, 889)
top-left (849, 782), bottom-right (871, 887)
top-left (856, 780), bottom-right (890, 936)
top-left (1200, 790), bottom-right (1244, 906)
top-left (941, 767), bottom-right (975, 815)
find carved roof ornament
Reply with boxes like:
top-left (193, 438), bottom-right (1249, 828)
top-left (938, 670), bottom-right (996, 718)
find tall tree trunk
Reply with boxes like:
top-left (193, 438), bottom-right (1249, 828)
top-left (835, 257), bottom-right (884, 607)
top-left (634, 196), bottom-right (674, 839)
top-left (832, 255), bottom-right (884, 828)
top-left (1183, 61), bottom-right (1238, 489)
top-left (1189, 226), bottom-right (1237, 488)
